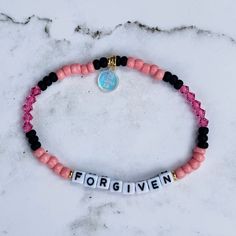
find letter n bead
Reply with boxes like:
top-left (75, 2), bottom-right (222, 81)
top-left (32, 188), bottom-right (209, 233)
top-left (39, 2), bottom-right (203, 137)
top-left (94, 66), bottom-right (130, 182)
top-left (71, 170), bottom-right (86, 184)
top-left (84, 173), bottom-right (98, 188)
top-left (159, 171), bottom-right (174, 186)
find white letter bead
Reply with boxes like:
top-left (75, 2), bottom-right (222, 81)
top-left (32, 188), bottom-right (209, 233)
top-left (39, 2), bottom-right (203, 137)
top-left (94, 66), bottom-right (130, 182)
top-left (84, 173), bottom-right (98, 188)
top-left (97, 176), bottom-right (111, 190)
top-left (135, 181), bottom-right (149, 194)
top-left (71, 170), bottom-right (86, 184)
top-left (147, 176), bottom-right (162, 191)
top-left (159, 171), bottom-right (174, 186)
top-left (110, 180), bottom-right (123, 193)
top-left (122, 182), bottom-right (136, 195)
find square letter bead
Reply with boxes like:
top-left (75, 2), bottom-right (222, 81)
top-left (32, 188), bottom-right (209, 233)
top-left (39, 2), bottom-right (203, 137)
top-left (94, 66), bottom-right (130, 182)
top-left (84, 173), bottom-right (98, 188)
top-left (159, 171), bottom-right (174, 186)
top-left (122, 182), bottom-right (136, 195)
top-left (97, 176), bottom-right (111, 190)
top-left (110, 180), bottom-right (123, 193)
top-left (71, 170), bottom-right (86, 184)
top-left (135, 181), bottom-right (149, 194)
top-left (147, 176), bottom-right (162, 191)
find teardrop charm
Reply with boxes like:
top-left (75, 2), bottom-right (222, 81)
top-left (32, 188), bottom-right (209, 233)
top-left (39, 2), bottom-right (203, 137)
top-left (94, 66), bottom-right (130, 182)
top-left (97, 69), bottom-right (119, 92)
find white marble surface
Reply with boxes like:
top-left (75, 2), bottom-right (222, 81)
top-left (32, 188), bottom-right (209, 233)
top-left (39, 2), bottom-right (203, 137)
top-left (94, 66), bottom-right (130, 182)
top-left (0, 1), bottom-right (236, 235)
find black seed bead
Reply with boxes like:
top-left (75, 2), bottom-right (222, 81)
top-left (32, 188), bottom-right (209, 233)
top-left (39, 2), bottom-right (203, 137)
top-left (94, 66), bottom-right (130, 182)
top-left (163, 71), bottom-right (172, 82)
top-left (26, 129), bottom-right (36, 138)
top-left (38, 80), bottom-right (47, 91)
top-left (198, 127), bottom-right (209, 135)
top-left (197, 134), bottom-right (208, 143)
top-left (49, 72), bottom-right (58, 82)
top-left (43, 76), bottom-right (52, 86)
top-left (197, 141), bottom-right (209, 149)
top-left (99, 57), bottom-right (108, 68)
top-left (173, 79), bottom-right (184, 90)
top-left (31, 142), bottom-right (41, 151)
top-left (116, 56), bottom-right (121, 66)
top-left (169, 75), bottom-right (178, 85)
top-left (93, 59), bottom-right (100, 70)
top-left (28, 135), bottom-right (39, 144)
top-left (120, 56), bottom-right (128, 66)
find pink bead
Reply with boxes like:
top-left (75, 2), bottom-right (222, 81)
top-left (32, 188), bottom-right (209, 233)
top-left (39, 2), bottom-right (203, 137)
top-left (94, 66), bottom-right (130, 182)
top-left (23, 104), bottom-right (32, 113)
top-left (149, 65), bottom-right (159, 76)
top-left (188, 159), bottom-right (200, 170)
top-left (127, 57), bottom-right (135, 68)
top-left (175, 167), bottom-right (186, 179)
top-left (187, 92), bottom-right (195, 102)
top-left (195, 108), bottom-right (206, 118)
top-left (141, 63), bottom-right (151, 74)
top-left (199, 118), bottom-right (209, 127)
top-left (26, 95), bottom-right (36, 104)
top-left (53, 163), bottom-right (64, 174)
top-left (193, 153), bottom-right (205, 162)
top-left (180, 85), bottom-right (189, 94)
top-left (47, 156), bottom-right (58, 169)
top-left (192, 100), bottom-right (201, 110)
top-left (31, 86), bottom-right (41, 96)
top-left (60, 167), bottom-right (71, 179)
top-left (81, 65), bottom-right (89, 75)
top-left (38, 153), bottom-right (51, 164)
top-left (62, 65), bottom-right (72, 76)
top-left (23, 112), bottom-right (33, 122)
top-left (23, 122), bottom-right (32, 133)
top-left (70, 64), bottom-right (79, 74)
top-left (182, 163), bottom-right (193, 174)
top-left (56, 70), bottom-right (66, 80)
top-left (134, 59), bottom-right (144, 70)
top-left (154, 69), bottom-right (165, 80)
top-left (33, 147), bottom-right (45, 158)
top-left (87, 63), bottom-right (95, 73)
top-left (193, 147), bottom-right (206, 155)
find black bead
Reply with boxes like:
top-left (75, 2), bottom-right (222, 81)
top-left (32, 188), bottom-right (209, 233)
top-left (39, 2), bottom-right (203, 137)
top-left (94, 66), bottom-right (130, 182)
top-left (163, 71), bottom-right (172, 82)
top-left (26, 129), bottom-right (36, 138)
top-left (197, 141), bottom-right (209, 149)
top-left (93, 59), bottom-right (100, 70)
top-left (37, 81), bottom-right (47, 91)
top-left (169, 75), bottom-right (178, 85)
top-left (120, 56), bottom-right (128, 66)
top-left (197, 134), bottom-right (208, 143)
top-left (31, 142), bottom-right (41, 151)
top-left (28, 135), bottom-right (39, 144)
top-left (198, 127), bottom-right (209, 135)
top-left (173, 80), bottom-right (184, 90)
top-left (116, 56), bottom-right (121, 66)
top-left (49, 72), bottom-right (58, 82)
top-left (100, 57), bottom-right (108, 68)
top-left (43, 76), bottom-right (52, 86)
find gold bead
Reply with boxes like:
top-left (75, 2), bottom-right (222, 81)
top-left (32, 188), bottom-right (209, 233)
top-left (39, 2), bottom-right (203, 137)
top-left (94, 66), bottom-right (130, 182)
top-left (172, 171), bottom-right (177, 181)
top-left (69, 170), bottom-right (73, 179)
top-left (108, 56), bottom-right (116, 70)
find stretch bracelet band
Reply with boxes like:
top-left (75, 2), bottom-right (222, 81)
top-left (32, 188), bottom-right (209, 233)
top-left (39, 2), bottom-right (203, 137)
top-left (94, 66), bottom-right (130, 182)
top-left (22, 55), bottom-right (209, 195)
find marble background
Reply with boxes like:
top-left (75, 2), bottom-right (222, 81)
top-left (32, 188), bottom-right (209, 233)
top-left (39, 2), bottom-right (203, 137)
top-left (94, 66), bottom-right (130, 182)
top-left (0, 1), bottom-right (236, 235)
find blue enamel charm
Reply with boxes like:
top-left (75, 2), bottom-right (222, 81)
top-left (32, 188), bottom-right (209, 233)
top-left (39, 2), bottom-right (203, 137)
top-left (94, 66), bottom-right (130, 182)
top-left (97, 69), bottom-right (118, 92)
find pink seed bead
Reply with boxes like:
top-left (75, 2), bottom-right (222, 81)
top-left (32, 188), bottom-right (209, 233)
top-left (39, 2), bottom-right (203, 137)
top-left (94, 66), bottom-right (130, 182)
top-left (187, 92), bottom-right (195, 102)
top-left (23, 122), bottom-right (32, 133)
top-left (149, 65), bottom-right (159, 76)
top-left (193, 147), bottom-right (206, 155)
top-left (38, 153), bottom-right (51, 164)
top-left (53, 163), bottom-right (64, 174)
top-left (70, 64), bottom-right (79, 74)
top-left (193, 153), bottom-right (205, 162)
top-left (192, 100), bottom-right (201, 110)
top-left (127, 57), bottom-right (135, 68)
top-left (154, 69), bottom-right (165, 80)
top-left (141, 63), bottom-right (151, 74)
top-left (23, 113), bottom-right (33, 122)
top-left (31, 86), bottom-right (41, 96)
top-left (23, 104), bottom-right (32, 113)
top-left (195, 108), bottom-right (206, 118)
top-left (87, 63), bottom-right (95, 73)
top-left (182, 163), bottom-right (193, 174)
top-left (134, 59), bottom-right (144, 70)
top-left (188, 159), bottom-right (200, 170)
top-left (62, 65), bottom-right (72, 76)
top-left (47, 156), bottom-right (58, 169)
top-left (60, 167), bottom-right (71, 179)
top-left (199, 118), bottom-right (209, 127)
top-left (81, 65), bottom-right (89, 75)
top-left (175, 167), bottom-right (186, 179)
top-left (56, 69), bottom-right (66, 80)
top-left (180, 85), bottom-right (189, 94)
top-left (26, 95), bottom-right (36, 104)
top-left (33, 147), bottom-right (46, 158)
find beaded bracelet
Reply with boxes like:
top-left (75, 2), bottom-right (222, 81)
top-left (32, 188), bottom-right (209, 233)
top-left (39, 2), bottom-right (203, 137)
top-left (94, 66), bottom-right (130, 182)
top-left (22, 55), bottom-right (209, 195)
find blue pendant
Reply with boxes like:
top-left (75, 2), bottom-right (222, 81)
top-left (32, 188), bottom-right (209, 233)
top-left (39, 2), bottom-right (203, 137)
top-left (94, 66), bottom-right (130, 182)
top-left (97, 69), bottom-right (118, 92)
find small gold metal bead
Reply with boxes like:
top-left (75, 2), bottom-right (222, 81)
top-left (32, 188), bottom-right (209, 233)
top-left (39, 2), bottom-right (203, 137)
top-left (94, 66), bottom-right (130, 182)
top-left (172, 171), bottom-right (177, 181)
top-left (69, 170), bottom-right (73, 179)
top-left (108, 56), bottom-right (116, 71)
